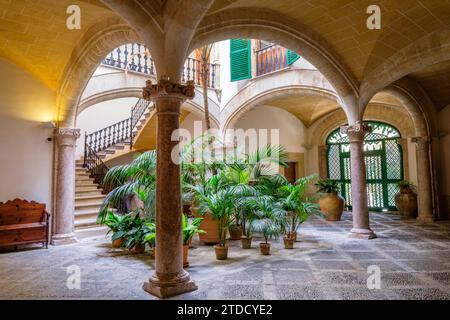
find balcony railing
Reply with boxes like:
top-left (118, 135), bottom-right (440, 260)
top-left (256, 44), bottom-right (290, 76)
top-left (102, 43), bottom-right (219, 89)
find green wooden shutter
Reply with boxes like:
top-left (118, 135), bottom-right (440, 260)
top-left (230, 39), bottom-right (251, 81)
top-left (287, 49), bottom-right (300, 65)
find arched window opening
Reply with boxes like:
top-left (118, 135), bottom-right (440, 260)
top-left (326, 121), bottom-right (404, 212)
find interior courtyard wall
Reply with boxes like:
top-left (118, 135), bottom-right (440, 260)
top-left (0, 58), bottom-right (55, 210)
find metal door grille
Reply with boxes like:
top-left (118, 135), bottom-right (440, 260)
top-left (326, 122), bottom-right (404, 211)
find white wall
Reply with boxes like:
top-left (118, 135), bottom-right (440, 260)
top-left (75, 98), bottom-right (137, 159)
top-left (233, 105), bottom-right (307, 154)
top-left (0, 58), bottom-right (55, 210)
top-left (217, 40), bottom-right (317, 108)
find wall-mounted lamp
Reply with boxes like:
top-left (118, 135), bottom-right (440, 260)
top-left (42, 121), bottom-right (56, 129)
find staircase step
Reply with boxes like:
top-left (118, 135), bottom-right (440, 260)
top-left (75, 225), bottom-right (109, 239)
top-left (76, 186), bottom-right (100, 192)
top-left (74, 217), bottom-right (99, 229)
top-left (75, 200), bottom-right (104, 210)
top-left (75, 207), bottom-right (100, 217)
top-left (76, 176), bottom-right (94, 182)
top-left (75, 194), bottom-right (106, 201)
top-left (76, 180), bottom-right (97, 186)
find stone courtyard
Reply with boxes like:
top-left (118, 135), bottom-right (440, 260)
top-left (1, 212), bottom-right (449, 300)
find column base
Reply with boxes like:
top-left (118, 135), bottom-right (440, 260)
top-left (417, 215), bottom-right (435, 224)
top-left (349, 228), bottom-right (377, 240)
top-left (143, 270), bottom-right (198, 299)
top-left (51, 232), bottom-right (78, 246)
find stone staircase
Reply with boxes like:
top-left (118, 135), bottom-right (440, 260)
top-left (74, 99), bottom-right (154, 238)
top-left (74, 160), bottom-right (108, 239)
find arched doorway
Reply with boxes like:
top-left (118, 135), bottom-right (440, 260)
top-left (326, 121), bottom-right (404, 212)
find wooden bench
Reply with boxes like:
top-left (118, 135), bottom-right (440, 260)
top-left (0, 199), bottom-right (50, 250)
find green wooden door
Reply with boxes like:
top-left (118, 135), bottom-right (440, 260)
top-left (326, 122), bottom-right (404, 211)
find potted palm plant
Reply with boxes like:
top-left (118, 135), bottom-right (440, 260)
top-left (249, 197), bottom-right (285, 255)
top-left (182, 214), bottom-right (205, 267)
top-left (395, 180), bottom-right (418, 219)
top-left (315, 178), bottom-right (344, 221)
top-left (195, 176), bottom-right (234, 260)
top-left (239, 207), bottom-right (257, 249)
top-left (277, 175), bottom-right (318, 248)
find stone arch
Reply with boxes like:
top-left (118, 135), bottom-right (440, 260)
top-left (56, 15), bottom-right (141, 127)
top-left (189, 8), bottom-right (359, 119)
top-left (220, 69), bottom-right (340, 136)
top-left (360, 29), bottom-right (450, 111)
top-left (382, 77), bottom-right (438, 137)
top-left (310, 104), bottom-right (416, 147)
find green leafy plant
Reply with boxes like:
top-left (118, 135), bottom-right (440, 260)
top-left (196, 185), bottom-right (235, 247)
top-left (247, 197), bottom-right (285, 244)
top-left (182, 214), bottom-right (205, 245)
top-left (104, 211), bottom-right (135, 244)
top-left (122, 213), bottom-right (153, 250)
top-left (315, 178), bottom-right (340, 194)
top-left (277, 175), bottom-right (319, 237)
top-left (143, 222), bottom-right (156, 247)
top-left (397, 180), bottom-right (414, 190)
top-left (98, 151), bottom-right (157, 224)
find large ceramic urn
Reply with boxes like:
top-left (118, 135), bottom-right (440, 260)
top-left (191, 207), bottom-right (220, 244)
top-left (395, 187), bottom-right (418, 219)
top-left (318, 193), bottom-right (345, 221)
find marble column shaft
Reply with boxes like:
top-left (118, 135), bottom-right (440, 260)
top-left (142, 79), bottom-right (197, 298)
top-left (341, 122), bottom-right (377, 239)
top-left (412, 136), bottom-right (434, 223)
top-left (52, 128), bottom-right (80, 245)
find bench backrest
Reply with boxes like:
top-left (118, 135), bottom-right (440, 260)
top-left (0, 199), bottom-right (46, 225)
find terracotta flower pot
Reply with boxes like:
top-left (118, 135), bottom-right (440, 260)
top-left (283, 236), bottom-right (294, 249)
top-left (133, 243), bottom-right (146, 254)
top-left (241, 236), bottom-right (252, 249)
top-left (183, 245), bottom-right (190, 268)
top-left (192, 207), bottom-right (220, 244)
top-left (319, 193), bottom-right (345, 221)
top-left (395, 188), bottom-right (418, 219)
top-left (214, 245), bottom-right (229, 260)
top-left (112, 237), bottom-right (125, 248)
top-left (229, 225), bottom-right (243, 240)
top-left (259, 243), bottom-right (271, 255)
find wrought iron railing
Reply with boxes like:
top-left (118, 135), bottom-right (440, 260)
top-left (256, 44), bottom-right (289, 76)
top-left (83, 98), bottom-right (153, 187)
top-left (84, 144), bottom-right (111, 190)
top-left (84, 118), bottom-right (132, 155)
top-left (102, 43), bottom-right (219, 89)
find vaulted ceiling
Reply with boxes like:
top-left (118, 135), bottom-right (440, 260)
top-left (0, 0), bottom-right (114, 90)
top-left (0, 0), bottom-right (448, 115)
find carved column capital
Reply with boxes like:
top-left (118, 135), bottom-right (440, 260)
top-left (411, 136), bottom-right (431, 149)
top-left (56, 128), bottom-right (81, 147)
top-left (142, 78), bottom-right (195, 102)
top-left (340, 121), bottom-right (372, 142)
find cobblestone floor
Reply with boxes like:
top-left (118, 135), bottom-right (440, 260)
top-left (0, 212), bottom-right (449, 300)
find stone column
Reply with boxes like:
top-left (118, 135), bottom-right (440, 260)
top-left (52, 128), bottom-right (80, 245)
top-left (412, 136), bottom-right (434, 223)
top-left (142, 79), bottom-right (197, 298)
top-left (318, 145), bottom-right (328, 179)
top-left (341, 121), bottom-right (377, 239)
